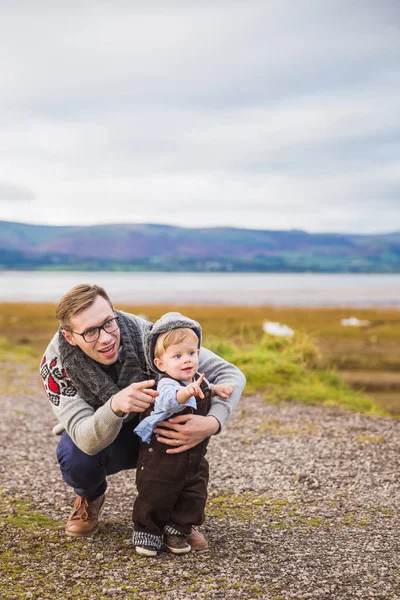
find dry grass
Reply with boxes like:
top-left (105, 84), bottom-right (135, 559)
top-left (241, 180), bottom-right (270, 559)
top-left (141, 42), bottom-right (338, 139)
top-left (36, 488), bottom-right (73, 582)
top-left (2, 302), bottom-right (400, 355)
top-left (1, 302), bottom-right (399, 416)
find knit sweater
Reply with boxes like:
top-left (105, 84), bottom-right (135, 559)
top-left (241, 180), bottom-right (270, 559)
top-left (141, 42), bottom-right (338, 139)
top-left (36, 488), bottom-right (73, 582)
top-left (40, 311), bottom-right (246, 456)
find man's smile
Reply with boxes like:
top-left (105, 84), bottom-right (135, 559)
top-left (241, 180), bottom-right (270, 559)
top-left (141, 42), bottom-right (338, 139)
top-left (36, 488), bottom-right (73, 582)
top-left (98, 343), bottom-right (116, 355)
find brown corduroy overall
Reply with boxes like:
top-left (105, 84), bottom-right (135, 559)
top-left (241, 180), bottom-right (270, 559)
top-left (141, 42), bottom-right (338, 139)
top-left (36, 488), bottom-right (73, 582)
top-left (132, 373), bottom-right (212, 538)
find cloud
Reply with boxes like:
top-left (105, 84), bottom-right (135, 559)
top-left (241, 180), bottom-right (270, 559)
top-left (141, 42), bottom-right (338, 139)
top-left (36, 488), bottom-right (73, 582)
top-left (0, 1), bottom-right (399, 232)
top-left (0, 182), bottom-right (35, 202)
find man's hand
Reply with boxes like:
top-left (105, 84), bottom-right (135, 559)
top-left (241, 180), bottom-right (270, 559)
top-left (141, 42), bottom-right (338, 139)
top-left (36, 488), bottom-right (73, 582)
top-left (111, 380), bottom-right (158, 416)
top-left (210, 383), bottom-right (234, 399)
top-left (153, 414), bottom-right (220, 454)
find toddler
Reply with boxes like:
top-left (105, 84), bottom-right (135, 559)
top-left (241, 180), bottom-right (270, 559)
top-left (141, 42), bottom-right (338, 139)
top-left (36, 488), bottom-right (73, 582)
top-left (132, 312), bottom-right (233, 556)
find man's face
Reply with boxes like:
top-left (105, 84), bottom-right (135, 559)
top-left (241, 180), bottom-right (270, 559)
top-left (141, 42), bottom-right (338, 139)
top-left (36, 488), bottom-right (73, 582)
top-left (62, 295), bottom-right (121, 365)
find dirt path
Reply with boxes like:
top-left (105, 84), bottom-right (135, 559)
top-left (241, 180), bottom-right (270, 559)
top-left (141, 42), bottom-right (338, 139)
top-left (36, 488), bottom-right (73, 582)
top-left (1, 369), bottom-right (399, 600)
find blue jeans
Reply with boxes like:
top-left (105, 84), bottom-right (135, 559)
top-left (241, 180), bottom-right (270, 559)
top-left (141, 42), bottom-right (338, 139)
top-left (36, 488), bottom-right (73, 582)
top-left (56, 420), bottom-right (141, 501)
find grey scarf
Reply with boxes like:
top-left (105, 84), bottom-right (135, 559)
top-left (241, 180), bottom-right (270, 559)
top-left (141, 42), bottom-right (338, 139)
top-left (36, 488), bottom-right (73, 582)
top-left (59, 311), bottom-right (152, 408)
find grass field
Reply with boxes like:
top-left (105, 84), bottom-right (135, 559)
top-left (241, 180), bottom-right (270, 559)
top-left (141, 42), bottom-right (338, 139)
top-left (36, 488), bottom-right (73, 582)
top-left (1, 303), bottom-right (399, 417)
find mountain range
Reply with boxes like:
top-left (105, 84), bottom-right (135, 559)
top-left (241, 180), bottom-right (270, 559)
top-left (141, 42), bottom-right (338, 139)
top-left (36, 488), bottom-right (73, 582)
top-left (1, 221), bottom-right (400, 273)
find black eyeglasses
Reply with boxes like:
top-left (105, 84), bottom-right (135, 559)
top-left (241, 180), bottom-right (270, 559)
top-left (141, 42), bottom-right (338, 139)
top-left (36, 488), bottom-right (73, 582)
top-left (72, 317), bottom-right (120, 343)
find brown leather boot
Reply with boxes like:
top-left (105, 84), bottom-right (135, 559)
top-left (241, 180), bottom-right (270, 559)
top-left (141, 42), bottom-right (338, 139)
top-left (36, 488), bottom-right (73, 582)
top-left (65, 494), bottom-right (105, 537)
top-left (187, 527), bottom-right (208, 551)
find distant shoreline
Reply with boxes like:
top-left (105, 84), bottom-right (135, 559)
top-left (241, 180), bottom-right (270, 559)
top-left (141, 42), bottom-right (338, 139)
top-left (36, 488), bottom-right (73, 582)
top-left (1, 271), bottom-right (399, 306)
top-left (2, 221), bottom-right (400, 273)
top-left (2, 267), bottom-right (400, 274)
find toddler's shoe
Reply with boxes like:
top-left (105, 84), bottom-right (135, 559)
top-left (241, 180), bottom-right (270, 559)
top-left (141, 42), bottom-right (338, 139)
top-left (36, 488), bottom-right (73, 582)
top-left (164, 533), bottom-right (191, 554)
top-left (188, 526), bottom-right (208, 551)
top-left (135, 545), bottom-right (158, 557)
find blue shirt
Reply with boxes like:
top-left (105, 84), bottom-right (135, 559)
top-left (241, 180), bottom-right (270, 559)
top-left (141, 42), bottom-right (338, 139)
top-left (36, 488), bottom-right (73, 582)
top-left (134, 375), bottom-right (208, 443)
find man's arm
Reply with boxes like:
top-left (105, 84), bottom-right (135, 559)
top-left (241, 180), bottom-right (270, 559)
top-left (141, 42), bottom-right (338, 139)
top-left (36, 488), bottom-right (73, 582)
top-left (198, 346), bottom-right (245, 430)
top-left (40, 330), bottom-right (156, 456)
top-left (40, 347), bottom-right (126, 455)
top-left (43, 371), bottom-right (157, 456)
top-left (55, 392), bottom-right (126, 456)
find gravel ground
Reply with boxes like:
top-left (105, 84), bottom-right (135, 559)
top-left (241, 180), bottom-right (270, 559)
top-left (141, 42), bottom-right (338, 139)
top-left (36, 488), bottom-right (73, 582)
top-left (1, 367), bottom-right (399, 600)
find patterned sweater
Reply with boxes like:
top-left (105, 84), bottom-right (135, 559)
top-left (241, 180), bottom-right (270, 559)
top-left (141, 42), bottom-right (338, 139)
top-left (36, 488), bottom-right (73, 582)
top-left (40, 312), bottom-right (246, 456)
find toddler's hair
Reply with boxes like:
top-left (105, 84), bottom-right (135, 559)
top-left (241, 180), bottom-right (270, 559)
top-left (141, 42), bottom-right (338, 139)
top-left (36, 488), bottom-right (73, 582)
top-left (154, 327), bottom-right (199, 359)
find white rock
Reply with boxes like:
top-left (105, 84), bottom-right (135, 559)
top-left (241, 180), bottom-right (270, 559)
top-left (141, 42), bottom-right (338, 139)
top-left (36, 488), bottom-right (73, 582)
top-left (263, 321), bottom-right (294, 337)
top-left (340, 316), bottom-right (371, 327)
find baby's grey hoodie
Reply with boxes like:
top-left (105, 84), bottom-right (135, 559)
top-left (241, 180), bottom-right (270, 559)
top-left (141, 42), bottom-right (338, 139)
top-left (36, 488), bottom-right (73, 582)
top-left (145, 311), bottom-right (202, 375)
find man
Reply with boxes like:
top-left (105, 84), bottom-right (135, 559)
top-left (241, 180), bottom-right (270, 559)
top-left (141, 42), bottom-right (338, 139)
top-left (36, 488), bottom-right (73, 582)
top-left (40, 284), bottom-right (246, 549)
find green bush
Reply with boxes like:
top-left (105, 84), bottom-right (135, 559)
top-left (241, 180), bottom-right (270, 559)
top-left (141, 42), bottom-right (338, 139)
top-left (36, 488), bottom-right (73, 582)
top-left (204, 332), bottom-right (384, 416)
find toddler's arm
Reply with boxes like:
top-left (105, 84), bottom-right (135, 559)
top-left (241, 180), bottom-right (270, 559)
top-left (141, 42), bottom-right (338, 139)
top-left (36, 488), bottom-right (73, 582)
top-left (176, 373), bottom-right (205, 404)
top-left (156, 378), bottom-right (198, 411)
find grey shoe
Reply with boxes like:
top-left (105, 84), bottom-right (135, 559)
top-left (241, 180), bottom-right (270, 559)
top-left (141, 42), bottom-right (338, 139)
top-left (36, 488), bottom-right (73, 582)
top-left (164, 533), bottom-right (191, 554)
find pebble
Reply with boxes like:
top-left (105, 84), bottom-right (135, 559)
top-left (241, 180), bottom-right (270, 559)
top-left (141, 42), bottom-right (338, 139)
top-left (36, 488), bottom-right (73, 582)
top-left (1, 378), bottom-right (399, 599)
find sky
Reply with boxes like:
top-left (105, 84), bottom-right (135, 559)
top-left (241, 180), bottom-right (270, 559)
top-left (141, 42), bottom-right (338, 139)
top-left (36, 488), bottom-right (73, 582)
top-left (0, 0), bottom-right (399, 233)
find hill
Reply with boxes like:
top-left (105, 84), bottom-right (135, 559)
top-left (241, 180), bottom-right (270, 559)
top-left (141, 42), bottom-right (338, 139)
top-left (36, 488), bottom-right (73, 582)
top-left (0, 221), bottom-right (399, 272)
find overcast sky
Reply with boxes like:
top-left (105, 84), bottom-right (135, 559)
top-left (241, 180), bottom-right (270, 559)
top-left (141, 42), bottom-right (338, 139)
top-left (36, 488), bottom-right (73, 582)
top-left (1, 1), bottom-right (399, 233)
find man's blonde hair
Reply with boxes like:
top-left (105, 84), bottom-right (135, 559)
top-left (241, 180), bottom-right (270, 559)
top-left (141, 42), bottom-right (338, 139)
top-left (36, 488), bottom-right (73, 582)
top-left (56, 284), bottom-right (114, 331)
top-left (154, 328), bottom-right (199, 359)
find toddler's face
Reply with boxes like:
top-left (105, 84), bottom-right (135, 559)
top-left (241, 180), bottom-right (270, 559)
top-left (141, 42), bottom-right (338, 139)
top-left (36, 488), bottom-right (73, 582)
top-left (154, 337), bottom-right (199, 381)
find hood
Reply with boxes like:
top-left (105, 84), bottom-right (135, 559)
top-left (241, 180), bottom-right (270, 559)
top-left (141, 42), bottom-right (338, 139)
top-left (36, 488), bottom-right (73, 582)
top-left (145, 312), bottom-right (202, 374)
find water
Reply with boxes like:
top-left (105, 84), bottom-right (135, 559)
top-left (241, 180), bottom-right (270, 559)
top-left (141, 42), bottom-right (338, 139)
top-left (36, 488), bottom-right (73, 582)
top-left (1, 271), bottom-right (399, 306)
